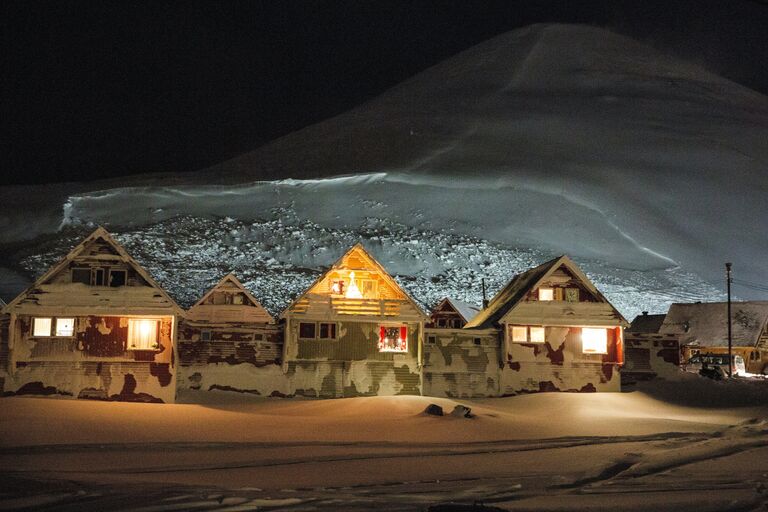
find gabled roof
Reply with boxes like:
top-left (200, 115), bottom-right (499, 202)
top-left (465, 255), bottom-right (628, 329)
top-left (189, 273), bottom-right (274, 322)
top-left (3, 227), bottom-right (183, 315)
top-left (628, 313), bottom-right (667, 333)
top-left (659, 301), bottom-right (768, 348)
top-left (434, 297), bottom-right (481, 324)
top-left (280, 243), bottom-right (427, 320)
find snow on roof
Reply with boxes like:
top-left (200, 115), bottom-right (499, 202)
top-left (659, 301), bottom-right (768, 348)
top-left (465, 256), bottom-right (560, 329)
top-left (628, 313), bottom-right (667, 333)
top-left (443, 298), bottom-right (482, 323)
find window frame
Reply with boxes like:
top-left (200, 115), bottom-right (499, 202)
top-left (509, 325), bottom-right (546, 344)
top-left (378, 324), bottom-right (408, 353)
top-left (108, 269), bottom-right (127, 287)
top-left (126, 319), bottom-right (160, 351)
top-left (298, 322), bottom-right (317, 340)
top-left (55, 317), bottom-right (75, 337)
top-left (318, 322), bottom-right (337, 340)
top-left (200, 330), bottom-right (212, 342)
top-left (32, 317), bottom-right (53, 337)
top-left (581, 327), bottom-right (608, 354)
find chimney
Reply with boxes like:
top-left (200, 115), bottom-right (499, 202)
top-left (481, 278), bottom-right (489, 309)
top-left (642, 311), bottom-right (648, 316)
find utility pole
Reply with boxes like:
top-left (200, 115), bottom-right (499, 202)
top-left (726, 262), bottom-right (733, 378)
top-left (481, 278), bottom-right (489, 309)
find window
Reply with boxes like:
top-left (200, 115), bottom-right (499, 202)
top-left (299, 322), bottom-right (316, 339)
top-left (361, 279), bottom-right (377, 297)
top-left (452, 318), bottom-right (462, 328)
top-left (582, 328), bottom-right (608, 354)
top-left (473, 337), bottom-right (481, 346)
top-left (378, 325), bottom-right (407, 353)
top-left (108, 269), bottom-right (127, 287)
top-left (511, 326), bottom-right (528, 342)
top-left (427, 335), bottom-right (436, 344)
top-left (55, 318), bottom-right (75, 337)
top-left (232, 293), bottom-right (244, 305)
top-left (565, 288), bottom-right (579, 302)
top-left (200, 330), bottom-right (212, 342)
top-left (330, 279), bottom-right (346, 295)
top-left (538, 288), bottom-right (554, 301)
top-left (319, 322), bottom-right (337, 340)
top-left (510, 325), bottom-right (546, 343)
top-left (32, 317), bottom-right (52, 337)
top-left (530, 327), bottom-right (546, 343)
top-left (72, 268), bottom-right (91, 284)
top-left (127, 319), bottom-right (159, 350)
top-left (93, 268), bottom-right (105, 286)
top-left (255, 333), bottom-right (264, 341)
top-left (438, 318), bottom-right (446, 327)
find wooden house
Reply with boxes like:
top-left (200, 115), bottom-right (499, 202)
top-left (0, 227), bottom-right (182, 402)
top-left (281, 243), bottom-right (428, 397)
top-left (660, 301), bottom-right (768, 374)
top-left (427, 297), bottom-right (481, 329)
top-left (178, 273), bottom-right (285, 395)
top-left (622, 312), bottom-right (679, 384)
top-left (462, 255), bottom-right (628, 394)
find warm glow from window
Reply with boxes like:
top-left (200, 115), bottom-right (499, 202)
top-left (511, 326), bottom-right (527, 342)
top-left (379, 325), bottom-right (407, 352)
top-left (32, 317), bottom-right (52, 337)
top-left (530, 327), bottom-right (546, 343)
top-left (55, 318), bottom-right (75, 337)
top-left (345, 271), bottom-right (363, 299)
top-left (538, 288), bottom-right (554, 301)
top-left (128, 319), bottom-right (159, 350)
top-left (582, 328), bottom-right (608, 354)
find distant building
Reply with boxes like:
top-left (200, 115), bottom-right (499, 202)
top-left (427, 297), bottom-right (481, 329)
top-left (660, 302), bottom-right (768, 374)
top-left (0, 228), bottom-right (182, 402)
top-left (623, 311), bottom-right (679, 384)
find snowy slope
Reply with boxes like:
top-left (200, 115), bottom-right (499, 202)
top-left (0, 23), bottom-right (766, 315)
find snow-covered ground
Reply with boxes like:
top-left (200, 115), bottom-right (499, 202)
top-left (1, 374), bottom-right (768, 511)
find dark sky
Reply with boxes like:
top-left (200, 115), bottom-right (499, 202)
top-left (2, 0), bottom-right (767, 185)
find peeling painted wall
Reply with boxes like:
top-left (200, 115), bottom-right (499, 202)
top-left (4, 314), bottom-right (176, 403)
top-left (502, 327), bottom-right (620, 394)
top-left (623, 334), bottom-right (680, 383)
top-left (422, 328), bottom-right (500, 398)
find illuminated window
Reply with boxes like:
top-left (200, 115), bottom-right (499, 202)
top-left (345, 272), bottom-right (363, 299)
top-left (582, 328), bottom-right (608, 354)
top-left (55, 318), bottom-right (75, 337)
top-left (361, 279), bottom-right (377, 297)
top-left (330, 279), bottom-right (346, 295)
top-left (127, 319), bottom-right (159, 350)
top-left (299, 322), bottom-right (316, 339)
top-left (32, 317), bottom-right (52, 337)
top-left (538, 288), bottom-right (554, 301)
top-left (378, 325), bottom-right (407, 353)
top-left (530, 327), bottom-right (546, 343)
top-left (511, 326), bottom-right (528, 342)
top-left (319, 322), bottom-right (337, 340)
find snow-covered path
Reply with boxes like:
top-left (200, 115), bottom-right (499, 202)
top-left (1, 382), bottom-right (768, 511)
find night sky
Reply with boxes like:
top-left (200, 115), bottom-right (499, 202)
top-left (2, 0), bottom-right (767, 185)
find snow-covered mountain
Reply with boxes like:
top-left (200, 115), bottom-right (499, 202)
top-left (1, 23), bottom-right (766, 316)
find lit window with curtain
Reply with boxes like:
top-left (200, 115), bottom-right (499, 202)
top-left (127, 319), bottom-right (159, 350)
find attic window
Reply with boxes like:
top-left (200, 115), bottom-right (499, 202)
top-left (379, 325), bottom-right (407, 353)
top-left (538, 288), bottom-right (554, 301)
top-left (109, 269), bottom-right (126, 287)
top-left (330, 279), bottom-right (346, 295)
top-left (565, 288), bottom-right (579, 302)
top-left (32, 317), bottom-right (52, 337)
top-left (72, 268), bottom-right (91, 284)
top-left (200, 330), bottom-right (212, 342)
top-left (232, 294), bottom-right (244, 305)
top-left (582, 328), bottom-right (608, 354)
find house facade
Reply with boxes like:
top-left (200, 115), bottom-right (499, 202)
top-left (660, 301), bottom-right (768, 374)
top-left (622, 311), bottom-right (680, 384)
top-left (281, 244), bottom-right (428, 398)
top-left (0, 228), bottom-right (181, 402)
top-left (463, 255), bottom-right (628, 394)
top-left (177, 274), bottom-right (285, 396)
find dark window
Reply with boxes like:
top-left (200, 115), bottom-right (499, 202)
top-left (438, 318), bottom-right (446, 327)
top-left (299, 322), bottom-right (316, 339)
top-left (474, 338), bottom-right (481, 346)
top-left (109, 269), bottom-right (126, 287)
top-left (93, 268), bottom-right (105, 286)
top-left (254, 333), bottom-right (264, 341)
top-left (72, 268), bottom-right (91, 284)
top-left (452, 319), bottom-right (462, 328)
top-left (319, 322), bottom-right (337, 339)
top-left (427, 335), bottom-right (436, 344)
top-left (200, 330), bottom-right (212, 342)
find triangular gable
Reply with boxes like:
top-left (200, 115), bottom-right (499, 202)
top-left (281, 243), bottom-right (427, 319)
top-left (188, 273), bottom-right (274, 322)
top-left (660, 301), bottom-right (768, 348)
top-left (433, 297), bottom-right (481, 324)
top-left (465, 255), bottom-right (628, 329)
top-left (4, 227), bottom-right (183, 315)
